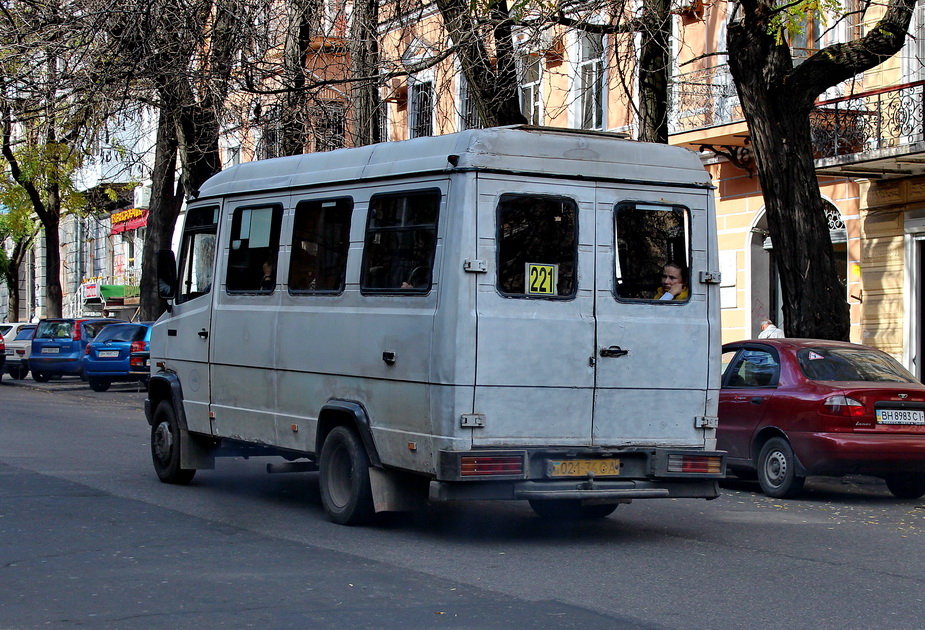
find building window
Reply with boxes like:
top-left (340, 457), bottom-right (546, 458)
top-left (790, 11), bottom-right (823, 64)
top-left (904, 0), bottom-right (925, 81)
top-left (323, 0), bottom-right (348, 37)
top-left (409, 79), bottom-right (434, 138)
top-left (256, 106), bottom-right (283, 160)
top-left (578, 33), bottom-right (604, 130)
top-left (458, 74), bottom-right (483, 131)
top-left (519, 54), bottom-right (543, 125)
top-left (310, 102), bottom-right (346, 152)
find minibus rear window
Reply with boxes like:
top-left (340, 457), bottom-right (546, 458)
top-left (289, 198), bottom-right (353, 294)
top-left (361, 190), bottom-right (439, 293)
top-left (613, 203), bottom-right (691, 302)
top-left (496, 194), bottom-right (577, 299)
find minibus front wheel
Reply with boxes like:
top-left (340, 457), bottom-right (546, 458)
top-left (151, 400), bottom-right (196, 485)
top-left (319, 425), bottom-right (375, 525)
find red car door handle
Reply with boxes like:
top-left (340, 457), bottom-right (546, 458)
top-left (750, 397), bottom-right (764, 404)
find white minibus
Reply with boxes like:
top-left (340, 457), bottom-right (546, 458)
top-left (148, 126), bottom-right (726, 524)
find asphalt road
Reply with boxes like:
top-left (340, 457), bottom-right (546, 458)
top-left (2, 377), bottom-right (925, 629)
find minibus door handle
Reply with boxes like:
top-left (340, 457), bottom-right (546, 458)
top-left (197, 329), bottom-right (209, 339)
top-left (600, 345), bottom-right (629, 358)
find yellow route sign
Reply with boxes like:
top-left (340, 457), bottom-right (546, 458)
top-left (526, 263), bottom-right (557, 295)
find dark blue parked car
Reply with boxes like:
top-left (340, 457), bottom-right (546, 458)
top-left (29, 318), bottom-right (124, 382)
top-left (83, 322), bottom-right (153, 392)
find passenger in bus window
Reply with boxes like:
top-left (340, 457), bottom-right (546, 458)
top-left (401, 266), bottom-right (430, 289)
top-left (654, 262), bottom-right (689, 301)
top-left (261, 261), bottom-right (275, 291)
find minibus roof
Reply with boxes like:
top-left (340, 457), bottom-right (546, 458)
top-left (193, 126), bottom-right (713, 200)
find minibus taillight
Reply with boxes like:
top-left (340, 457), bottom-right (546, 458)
top-left (460, 455), bottom-right (524, 477)
top-left (667, 454), bottom-right (723, 474)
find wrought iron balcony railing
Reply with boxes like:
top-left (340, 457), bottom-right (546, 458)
top-left (809, 80), bottom-right (925, 159)
top-left (671, 65), bottom-right (925, 163)
top-left (670, 65), bottom-right (741, 133)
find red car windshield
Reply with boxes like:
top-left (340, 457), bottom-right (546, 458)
top-left (797, 347), bottom-right (917, 383)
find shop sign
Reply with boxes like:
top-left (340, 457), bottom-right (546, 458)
top-left (111, 208), bottom-right (148, 234)
top-left (84, 282), bottom-right (100, 300)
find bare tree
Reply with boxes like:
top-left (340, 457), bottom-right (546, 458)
top-left (726, 0), bottom-right (915, 339)
top-left (98, 0), bottom-right (255, 318)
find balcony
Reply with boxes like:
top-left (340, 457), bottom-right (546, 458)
top-left (811, 81), bottom-right (925, 179)
top-left (670, 66), bottom-right (925, 179)
top-left (670, 65), bottom-right (742, 134)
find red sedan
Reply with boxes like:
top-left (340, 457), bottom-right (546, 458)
top-left (718, 338), bottom-right (925, 499)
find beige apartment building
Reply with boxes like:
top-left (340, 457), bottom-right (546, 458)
top-left (286, 0), bottom-right (925, 377)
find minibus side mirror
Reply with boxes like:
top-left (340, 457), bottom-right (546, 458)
top-left (157, 249), bottom-right (178, 300)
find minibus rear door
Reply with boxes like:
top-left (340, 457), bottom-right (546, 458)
top-left (471, 176), bottom-right (597, 446)
top-left (591, 189), bottom-right (714, 447)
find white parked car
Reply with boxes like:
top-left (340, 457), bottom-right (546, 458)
top-left (2, 322), bottom-right (37, 380)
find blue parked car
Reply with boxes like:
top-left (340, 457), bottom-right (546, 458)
top-left (29, 318), bottom-right (124, 382)
top-left (83, 322), bottom-right (153, 392)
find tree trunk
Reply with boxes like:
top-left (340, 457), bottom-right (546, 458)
top-left (139, 108), bottom-right (184, 322)
top-left (282, 0), bottom-right (318, 155)
top-left (349, 0), bottom-right (381, 146)
top-left (637, 0), bottom-right (670, 144)
top-left (43, 213), bottom-right (63, 319)
top-left (176, 103), bottom-right (223, 195)
top-left (2, 264), bottom-right (19, 321)
top-left (739, 87), bottom-right (849, 339)
top-left (435, 0), bottom-right (526, 128)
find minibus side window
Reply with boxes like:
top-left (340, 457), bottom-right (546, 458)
top-left (613, 203), bottom-right (691, 302)
top-left (289, 197), bottom-right (353, 294)
top-left (496, 194), bottom-right (578, 298)
top-left (176, 205), bottom-right (218, 304)
top-left (226, 204), bottom-right (283, 294)
top-left (361, 190), bottom-right (439, 293)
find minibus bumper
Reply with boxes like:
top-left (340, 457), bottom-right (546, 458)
top-left (432, 447), bottom-right (725, 501)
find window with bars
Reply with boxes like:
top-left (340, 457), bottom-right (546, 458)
top-left (409, 79), bottom-right (434, 138)
top-left (256, 106), bottom-right (283, 160)
top-left (310, 102), bottom-right (346, 152)
top-left (458, 75), bottom-right (483, 131)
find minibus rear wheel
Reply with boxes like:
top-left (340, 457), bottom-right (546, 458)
top-left (151, 400), bottom-right (196, 485)
top-left (319, 425), bottom-right (375, 525)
